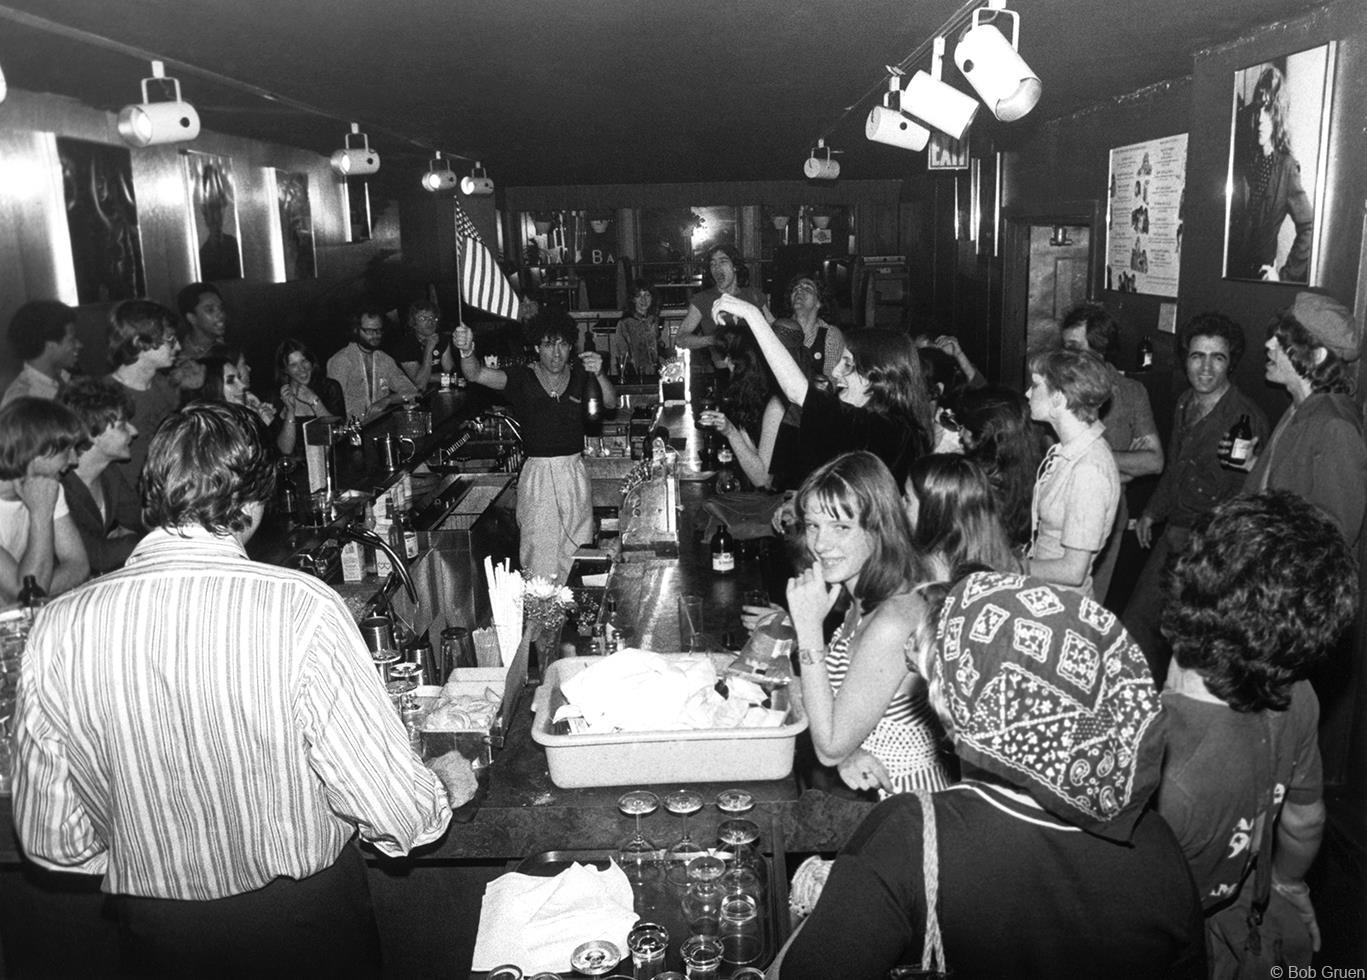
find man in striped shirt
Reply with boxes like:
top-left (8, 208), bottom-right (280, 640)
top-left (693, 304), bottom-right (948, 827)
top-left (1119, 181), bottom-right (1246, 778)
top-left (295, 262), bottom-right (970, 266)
top-left (13, 402), bottom-right (452, 976)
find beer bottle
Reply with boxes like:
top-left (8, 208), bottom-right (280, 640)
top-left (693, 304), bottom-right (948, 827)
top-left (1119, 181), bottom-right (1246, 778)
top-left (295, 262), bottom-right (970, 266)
top-left (1225, 414), bottom-right (1254, 466)
top-left (711, 523), bottom-right (735, 574)
top-left (19, 575), bottom-right (48, 615)
top-left (1137, 335), bottom-right (1154, 371)
top-left (715, 444), bottom-right (740, 494)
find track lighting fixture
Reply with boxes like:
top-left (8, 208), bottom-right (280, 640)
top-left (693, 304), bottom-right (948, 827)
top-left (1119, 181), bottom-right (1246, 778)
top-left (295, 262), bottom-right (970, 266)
top-left (421, 151), bottom-right (457, 191)
top-left (116, 60), bottom-right (200, 148)
top-left (330, 123), bottom-right (380, 176)
top-left (460, 161), bottom-right (494, 196)
top-left (903, 37), bottom-right (980, 141)
top-left (866, 73), bottom-right (930, 152)
top-left (955, 1), bottom-right (1042, 122)
top-left (0, 58), bottom-right (7, 104)
top-left (802, 139), bottom-right (841, 180)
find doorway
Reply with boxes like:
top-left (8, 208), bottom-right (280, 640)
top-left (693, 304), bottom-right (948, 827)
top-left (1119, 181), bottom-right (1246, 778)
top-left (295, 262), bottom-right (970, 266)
top-left (1000, 202), bottom-right (1103, 386)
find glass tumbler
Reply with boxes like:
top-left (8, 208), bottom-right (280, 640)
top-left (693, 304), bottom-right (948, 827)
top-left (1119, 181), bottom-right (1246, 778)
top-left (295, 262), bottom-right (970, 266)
top-left (679, 934), bottom-right (724, 980)
top-left (626, 921), bottom-right (669, 979)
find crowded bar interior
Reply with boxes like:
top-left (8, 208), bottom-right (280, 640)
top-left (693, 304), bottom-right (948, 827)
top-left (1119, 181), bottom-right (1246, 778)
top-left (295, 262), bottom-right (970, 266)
top-left (1, 0), bottom-right (1365, 975)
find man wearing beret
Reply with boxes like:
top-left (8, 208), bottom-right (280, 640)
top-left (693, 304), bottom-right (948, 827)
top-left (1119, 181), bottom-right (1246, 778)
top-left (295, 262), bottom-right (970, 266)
top-left (1237, 291), bottom-right (1366, 547)
top-left (1233, 290), bottom-right (1366, 788)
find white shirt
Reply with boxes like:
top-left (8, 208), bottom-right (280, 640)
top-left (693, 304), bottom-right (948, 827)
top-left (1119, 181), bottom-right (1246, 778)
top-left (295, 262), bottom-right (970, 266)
top-left (14, 526), bottom-right (451, 899)
top-left (0, 487), bottom-right (70, 561)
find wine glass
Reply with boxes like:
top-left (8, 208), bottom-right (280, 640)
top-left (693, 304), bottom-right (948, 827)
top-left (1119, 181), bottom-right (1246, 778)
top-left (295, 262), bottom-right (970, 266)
top-left (680, 855), bottom-right (726, 936)
top-left (617, 789), bottom-right (662, 882)
top-left (715, 788), bottom-right (755, 816)
top-left (664, 789), bottom-right (706, 886)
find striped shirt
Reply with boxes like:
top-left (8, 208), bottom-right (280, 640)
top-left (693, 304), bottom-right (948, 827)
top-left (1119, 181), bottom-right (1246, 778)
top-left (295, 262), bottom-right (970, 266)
top-left (13, 526), bottom-right (451, 899)
top-left (827, 612), bottom-right (949, 797)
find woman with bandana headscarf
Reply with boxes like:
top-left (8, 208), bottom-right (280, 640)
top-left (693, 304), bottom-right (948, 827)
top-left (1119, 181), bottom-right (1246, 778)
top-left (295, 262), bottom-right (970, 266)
top-left (778, 571), bottom-right (1206, 979)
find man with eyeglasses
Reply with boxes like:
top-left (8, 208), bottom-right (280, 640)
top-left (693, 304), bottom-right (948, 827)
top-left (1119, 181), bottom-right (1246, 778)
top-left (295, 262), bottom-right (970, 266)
top-left (392, 299), bottom-right (456, 391)
top-left (326, 304), bottom-right (418, 420)
top-left (105, 299), bottom-right (182, 490)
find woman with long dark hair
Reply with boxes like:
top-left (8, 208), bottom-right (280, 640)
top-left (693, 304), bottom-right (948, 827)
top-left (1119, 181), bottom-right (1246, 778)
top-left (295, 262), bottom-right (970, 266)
top-left (714, 292), bottom-right (932, 487)
top-left (955, 384), bottom-right (1047, 555)
top-left (904, 454), bottom-right (1018, 579)
top-left (272, 338), bottom-right (346, 456)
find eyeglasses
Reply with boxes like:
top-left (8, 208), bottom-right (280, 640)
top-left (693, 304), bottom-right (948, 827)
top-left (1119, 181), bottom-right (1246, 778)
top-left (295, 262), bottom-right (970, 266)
top-left (937, 408), bottom-right (962, 433)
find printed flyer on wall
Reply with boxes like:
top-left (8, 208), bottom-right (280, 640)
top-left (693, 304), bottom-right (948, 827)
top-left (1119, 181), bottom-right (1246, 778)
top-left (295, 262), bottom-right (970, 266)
top-left (1106, 134), bottom-right (1187, 296)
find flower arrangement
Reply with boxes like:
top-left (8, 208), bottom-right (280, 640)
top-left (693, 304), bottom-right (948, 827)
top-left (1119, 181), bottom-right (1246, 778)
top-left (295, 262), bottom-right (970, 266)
top-left (521, 574), bottom-right (576, 634)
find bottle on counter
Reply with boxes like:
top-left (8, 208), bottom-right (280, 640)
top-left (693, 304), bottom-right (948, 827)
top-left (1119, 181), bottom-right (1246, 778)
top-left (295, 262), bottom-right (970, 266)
top-left (1223, 414), bottom-right (1254, 466)
top-left (711, 523), bottom-right (735, 574)
top-left (392, 509), bottom-right (419, 560)
top-left (714, 444), bottom-right (739, 494)
top-left (19, 575), bottom-right (48, 621)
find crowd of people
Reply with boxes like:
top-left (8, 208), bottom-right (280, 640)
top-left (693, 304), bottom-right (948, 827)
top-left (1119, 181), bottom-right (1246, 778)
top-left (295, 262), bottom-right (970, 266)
top-left (1, 264), bottom-right (1363, 977)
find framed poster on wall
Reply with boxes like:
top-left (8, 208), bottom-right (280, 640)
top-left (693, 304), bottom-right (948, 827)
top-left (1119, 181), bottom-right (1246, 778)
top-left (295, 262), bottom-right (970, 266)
top-left (1104, 133), bottom-right (1186, 296)
top-left (56, 137), bottom-right (146, 303)
top-left (1222, 42), bottom-right (1334, 285)
top-left (273, 169), bottom-right (316, 281)
top-left (182, 150), bottom-right (242, 281)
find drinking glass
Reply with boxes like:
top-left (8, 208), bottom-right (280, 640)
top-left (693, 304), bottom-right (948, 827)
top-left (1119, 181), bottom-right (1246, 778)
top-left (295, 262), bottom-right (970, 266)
top-left (664, 789), bottom-right (706, 886)
top-left (680, 855), bottom-right (726, 936)
top-left (626, 921), bottom-right (669, 979)
top-left (617, 790), bottom-right (662, 883)
top-left (385, 661), bottom-right (421, 706)
top-left (680, 934), bottom-right (724, 980)
top-left (718, 891), bottom-right (761, 966)
top-left (715, 788), bottom-right (754, 815)
top-left (677, 594), bottom-right (703, 652)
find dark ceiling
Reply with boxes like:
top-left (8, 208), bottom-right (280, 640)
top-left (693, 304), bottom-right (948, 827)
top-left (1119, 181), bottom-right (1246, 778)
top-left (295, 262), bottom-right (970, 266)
top-left (0, 0), bottom-right (1324, 193)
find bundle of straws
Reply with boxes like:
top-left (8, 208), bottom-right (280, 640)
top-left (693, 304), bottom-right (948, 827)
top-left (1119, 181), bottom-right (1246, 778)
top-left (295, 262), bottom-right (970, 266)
top-left (484, 556), bottom-right (522, 666)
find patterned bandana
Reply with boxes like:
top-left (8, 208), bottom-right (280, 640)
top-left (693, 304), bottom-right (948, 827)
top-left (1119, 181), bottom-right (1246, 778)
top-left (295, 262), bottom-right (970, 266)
top-left (935, 571), bottom-right (1164, 841)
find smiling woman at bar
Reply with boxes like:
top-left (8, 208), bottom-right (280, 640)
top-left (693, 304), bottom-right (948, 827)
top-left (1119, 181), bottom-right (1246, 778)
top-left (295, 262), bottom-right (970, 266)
top-left (786, 451), bottom-right (948, 797)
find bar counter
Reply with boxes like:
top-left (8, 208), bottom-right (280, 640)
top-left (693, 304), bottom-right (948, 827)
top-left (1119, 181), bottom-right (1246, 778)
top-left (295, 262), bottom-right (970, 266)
top-left (0, 392), bottom-right (876, 978)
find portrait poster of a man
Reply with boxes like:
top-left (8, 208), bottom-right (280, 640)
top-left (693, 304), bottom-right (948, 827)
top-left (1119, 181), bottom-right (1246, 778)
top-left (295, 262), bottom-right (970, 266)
top-left (1223, 44), bottom-right (1333, 285)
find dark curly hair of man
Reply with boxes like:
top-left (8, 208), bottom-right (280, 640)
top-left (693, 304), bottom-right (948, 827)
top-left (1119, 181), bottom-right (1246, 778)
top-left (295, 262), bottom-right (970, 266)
top-left (1160, 492), bottom-right (1358, 713)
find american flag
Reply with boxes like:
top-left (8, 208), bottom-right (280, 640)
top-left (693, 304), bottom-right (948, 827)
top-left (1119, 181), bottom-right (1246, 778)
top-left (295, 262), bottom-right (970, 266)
top-left (456, 204), bottom-right (520, 321)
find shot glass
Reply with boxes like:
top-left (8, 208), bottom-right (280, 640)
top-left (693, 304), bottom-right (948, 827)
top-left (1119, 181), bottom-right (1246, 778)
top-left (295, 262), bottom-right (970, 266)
top-left (677, 594), bottom-right (703, 651)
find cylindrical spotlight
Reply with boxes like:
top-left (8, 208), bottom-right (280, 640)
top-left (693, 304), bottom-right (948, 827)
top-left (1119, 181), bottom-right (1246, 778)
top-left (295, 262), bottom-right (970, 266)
top-left (422, 168), bottom-right (458, 192)
top-left (904, 71), bottom-right (980, 141)
top-left (955, 10), bottom-right (1042, 122)
top-left (866, 105), bottom-right (930, 152)
top-left (460, 175), bottom-right (494, 195)
top-left (116, 100), bottom-right (201, 147)
top-left (331, 147), bottom-right (380, 176)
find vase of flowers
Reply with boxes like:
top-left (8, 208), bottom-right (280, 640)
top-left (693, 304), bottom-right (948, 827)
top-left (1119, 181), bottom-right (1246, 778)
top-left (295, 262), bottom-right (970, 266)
top-left (521, 574), bottom-right (576, 681)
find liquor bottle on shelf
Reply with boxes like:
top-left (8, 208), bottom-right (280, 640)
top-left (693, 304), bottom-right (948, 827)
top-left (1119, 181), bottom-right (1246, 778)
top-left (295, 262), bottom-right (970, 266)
top-left (1137, 334), bottom-right (1154, 371)
top-left (711, 523), bottom-right (735, 574)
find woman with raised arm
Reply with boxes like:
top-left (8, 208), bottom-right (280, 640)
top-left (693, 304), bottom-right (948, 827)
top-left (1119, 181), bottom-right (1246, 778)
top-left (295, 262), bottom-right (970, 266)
top-left (713, 292), bottom-right (932, 487)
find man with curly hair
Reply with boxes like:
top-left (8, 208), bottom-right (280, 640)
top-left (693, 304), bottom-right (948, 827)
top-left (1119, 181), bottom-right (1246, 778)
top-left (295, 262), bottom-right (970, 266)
top-left (13, 402), bottom-right (452, 975)
top-left (1241, 291), bottom-right (1365, 546)
top-left (1155, 492), bottom-right (1358, 976)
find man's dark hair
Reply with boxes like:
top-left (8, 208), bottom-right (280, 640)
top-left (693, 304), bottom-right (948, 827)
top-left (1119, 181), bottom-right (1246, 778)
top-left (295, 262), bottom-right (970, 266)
top-left (141, 402), bottom-right (276, 535)
top-left (1270, 310), bottom-right (1354, 396)
top-left (1179, 312), bottom-right (1246, 368)
top-left (1161, 492), bottom-right (1358, 713)
top-left (107, 300), bottom-right (177, 368)
top-left (176, 282), bottom-right (221, 320)
top-left (523, 307), bottom-right (578, 349)
top-left (58, 376), bottom-right (134, 440)
top-left (8, 300), bottom-right (76, 361)
top-left (1060, 303), bottom-right (1119, 361)
top-left (349, 304), bottom-right (387, 336)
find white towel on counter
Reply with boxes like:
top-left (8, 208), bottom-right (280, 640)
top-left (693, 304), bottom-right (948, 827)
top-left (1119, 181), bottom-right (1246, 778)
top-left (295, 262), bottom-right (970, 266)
top-left (471, 861), bottom-right (637, 974)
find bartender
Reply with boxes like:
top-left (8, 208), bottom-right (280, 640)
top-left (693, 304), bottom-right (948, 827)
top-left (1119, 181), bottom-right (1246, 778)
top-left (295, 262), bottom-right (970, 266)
top-left (455, 309), bottom-right (616, 583)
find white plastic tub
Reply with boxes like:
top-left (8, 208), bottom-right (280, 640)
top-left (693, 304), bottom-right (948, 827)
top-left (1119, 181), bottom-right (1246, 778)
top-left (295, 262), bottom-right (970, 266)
top-left (530, 654), bottom-right (808, 788)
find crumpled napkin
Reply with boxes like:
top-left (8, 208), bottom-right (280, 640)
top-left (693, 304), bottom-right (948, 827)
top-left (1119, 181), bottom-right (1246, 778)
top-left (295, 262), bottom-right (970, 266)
top-left (471, 861), bottom-right (637, 974)
top-left (556, 648), bottom-right (719, 732)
